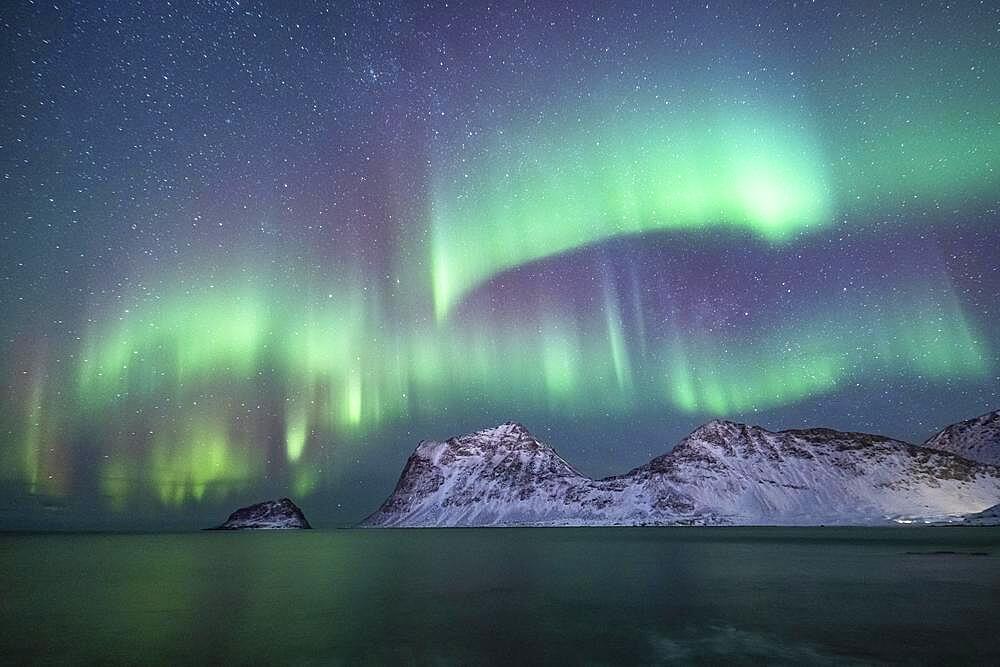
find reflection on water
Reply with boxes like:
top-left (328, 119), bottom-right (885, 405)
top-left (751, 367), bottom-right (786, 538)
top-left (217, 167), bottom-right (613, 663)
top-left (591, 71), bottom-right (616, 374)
top-left (649, 625), bottom-right (874, 666)
top-left (0, 528), bottom-right (997, 664)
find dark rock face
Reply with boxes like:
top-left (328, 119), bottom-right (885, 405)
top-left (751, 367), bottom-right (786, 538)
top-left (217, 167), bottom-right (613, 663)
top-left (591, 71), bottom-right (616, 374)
top-left (209, 498), bottom-right (312, 530)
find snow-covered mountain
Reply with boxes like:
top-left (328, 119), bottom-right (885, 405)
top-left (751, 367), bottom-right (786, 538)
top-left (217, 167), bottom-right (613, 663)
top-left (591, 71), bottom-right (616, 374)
top-left (922, 410), bottom-right (1000, 466)
top-left (361, 420), bottom-right (1000, 527)
top-left (209, 497), bottom-right (312, 530)
top-left (951, 503), bottom-right (1000, 526)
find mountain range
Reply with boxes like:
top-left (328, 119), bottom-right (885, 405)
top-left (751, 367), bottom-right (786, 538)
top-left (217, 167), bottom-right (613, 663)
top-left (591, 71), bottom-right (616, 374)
top-left (362, 410), bottom-right (1000, 527)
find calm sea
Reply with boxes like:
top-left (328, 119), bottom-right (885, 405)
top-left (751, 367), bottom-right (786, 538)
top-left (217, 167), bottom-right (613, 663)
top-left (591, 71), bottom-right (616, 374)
top-left (1, 527), bottom-right (997, 665)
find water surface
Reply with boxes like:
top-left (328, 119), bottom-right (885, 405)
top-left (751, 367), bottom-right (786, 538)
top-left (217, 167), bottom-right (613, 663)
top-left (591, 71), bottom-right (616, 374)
top-left (1, 527), bottom-right (997, 664)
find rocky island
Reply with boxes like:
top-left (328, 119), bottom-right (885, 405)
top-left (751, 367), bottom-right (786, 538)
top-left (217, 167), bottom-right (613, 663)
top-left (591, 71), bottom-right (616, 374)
top-left (209, 497), bottom-right (312, 530)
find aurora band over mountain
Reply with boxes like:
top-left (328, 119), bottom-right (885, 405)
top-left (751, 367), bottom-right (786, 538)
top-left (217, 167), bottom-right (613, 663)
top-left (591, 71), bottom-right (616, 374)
top-left (1, 1), bottom-right (997, 526)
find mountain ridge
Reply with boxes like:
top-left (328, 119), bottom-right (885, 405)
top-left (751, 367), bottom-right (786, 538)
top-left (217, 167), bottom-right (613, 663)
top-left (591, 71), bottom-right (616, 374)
top-left (922, 409), bottom-right (1000, 465)
top-left (362, 414), bottom-right (1000, 528)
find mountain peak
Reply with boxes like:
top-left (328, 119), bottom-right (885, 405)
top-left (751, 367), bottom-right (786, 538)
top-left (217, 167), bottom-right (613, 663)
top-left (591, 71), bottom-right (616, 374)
top-left (458, 421), bottom-right (540, 450)
top-left (478, 421), bottom-right (533, 439)
top-left (362, 421), bottom-right (583, 527)
top-left (680, 419), bottom-right (759, 447)
top-left (923, 409), bottom-right (1000, 465)
top-left (691, 419), bottom-right (748, 434)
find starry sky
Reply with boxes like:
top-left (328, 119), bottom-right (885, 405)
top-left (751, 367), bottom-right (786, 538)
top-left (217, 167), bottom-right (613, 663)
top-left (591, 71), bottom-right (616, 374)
top-left (1, 1), bottom-right (998, 529)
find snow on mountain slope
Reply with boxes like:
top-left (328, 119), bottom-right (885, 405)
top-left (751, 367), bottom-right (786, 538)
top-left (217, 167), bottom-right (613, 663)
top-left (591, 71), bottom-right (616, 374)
top-left (922, 410), bottom-right (1000, 465)
top-left (953, 502), bottom-right (1000, 526)
top-left (624, 420), bottom-right (999, 525)
top-left (361, 422), bottom-right (609, 527)
top-left (362, 420), bottom-right (1000, 527)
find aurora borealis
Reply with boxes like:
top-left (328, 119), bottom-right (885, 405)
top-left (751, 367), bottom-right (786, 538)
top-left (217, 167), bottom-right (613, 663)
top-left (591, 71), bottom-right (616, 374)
top-left (1, 1), bottom-right (998, 528)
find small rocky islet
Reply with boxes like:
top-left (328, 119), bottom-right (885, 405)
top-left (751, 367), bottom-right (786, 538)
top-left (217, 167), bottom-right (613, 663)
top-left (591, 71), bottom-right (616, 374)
top-left (207, 497), bottom-right (312, 530)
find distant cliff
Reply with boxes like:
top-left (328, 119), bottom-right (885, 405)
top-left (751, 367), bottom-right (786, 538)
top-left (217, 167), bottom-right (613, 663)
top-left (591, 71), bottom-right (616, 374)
top-left (363, 417), bottom-right (1000, 527)
top-left (209, 498), bottom-right (312, 530)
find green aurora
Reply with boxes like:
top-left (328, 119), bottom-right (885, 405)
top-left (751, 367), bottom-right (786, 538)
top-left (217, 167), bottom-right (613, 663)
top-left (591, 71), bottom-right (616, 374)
top-left (2, 5), bottom-right (997, 519)
top-left (427, 102), bottom-right (834, 319)
top-left (425, 83), bottom-right (999, 319)
top-left (4, 267), bottom-right (988, 509)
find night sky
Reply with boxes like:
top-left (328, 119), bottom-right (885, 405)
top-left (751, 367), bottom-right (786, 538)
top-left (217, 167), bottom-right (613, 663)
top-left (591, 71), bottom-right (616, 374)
top-left (1, 1), bottom-right (998, 529)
